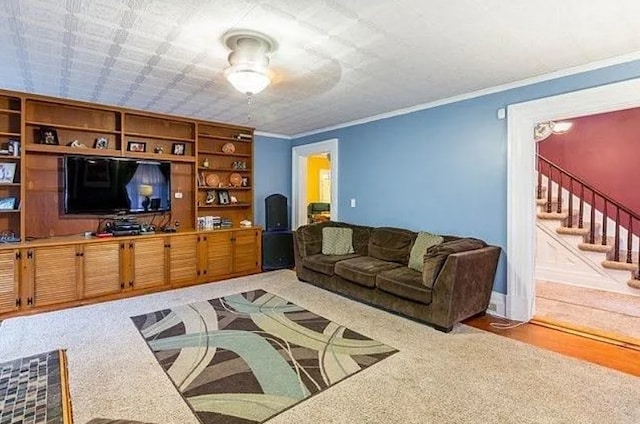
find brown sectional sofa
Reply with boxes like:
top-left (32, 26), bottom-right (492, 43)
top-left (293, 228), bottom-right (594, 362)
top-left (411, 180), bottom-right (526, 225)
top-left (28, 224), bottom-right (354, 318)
top-left (293, 221), bottom-right (501, 332)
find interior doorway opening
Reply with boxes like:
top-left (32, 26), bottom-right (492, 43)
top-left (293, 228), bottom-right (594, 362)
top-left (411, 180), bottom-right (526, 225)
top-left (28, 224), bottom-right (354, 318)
top-left (291, 139), bottom-right (339, 229)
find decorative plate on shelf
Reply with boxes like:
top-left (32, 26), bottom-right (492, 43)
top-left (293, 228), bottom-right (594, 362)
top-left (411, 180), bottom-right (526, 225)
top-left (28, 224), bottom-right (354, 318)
top-left (205, 173), bottom-right (220, 187)
top-left (229, 173), bottom-right (243, 187)
top-left (222, 142), bottom-right (236, 153)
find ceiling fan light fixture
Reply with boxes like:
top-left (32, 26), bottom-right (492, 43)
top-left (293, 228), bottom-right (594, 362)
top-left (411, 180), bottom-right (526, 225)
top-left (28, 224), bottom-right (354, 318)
top-left (223, 30), bottom-right (276, 96)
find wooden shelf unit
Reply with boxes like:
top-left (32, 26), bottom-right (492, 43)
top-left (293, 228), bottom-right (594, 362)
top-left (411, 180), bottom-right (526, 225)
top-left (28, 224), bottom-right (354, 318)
top-left (196, 122), bottom-right (254, 228)
top-left (0, 88), bottom-right (261, 320)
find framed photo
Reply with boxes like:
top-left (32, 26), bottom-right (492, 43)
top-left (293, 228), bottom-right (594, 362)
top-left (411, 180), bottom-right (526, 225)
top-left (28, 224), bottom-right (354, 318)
top-left (172, 143), bottom-right (186, 155)
top-left (38, 127), bottom-right (59, 145)
top-left (216, 189), bottom-right (230, 205)
top-left (0, 162), bottom-right (16, 183)
top-left (127, 141), bottom-right (146, 153)
top-left (241, 176), bottom-right (250, 187)
top-left (94, 137), bottom-right (108, 149)
top-left (0, 197), bottom-right (16, 210)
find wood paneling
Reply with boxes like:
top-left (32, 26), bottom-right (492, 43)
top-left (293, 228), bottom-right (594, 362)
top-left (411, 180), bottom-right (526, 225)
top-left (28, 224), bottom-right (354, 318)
top-left (206, 231), bottom-right (233, 278)
top-left (0, 249), bottom-right (18, 314)
top-left (82, 241), bottom-right (122, 298)
top-left (131, 238), bottom-right (166, 290)
top-left (30, 245), bottom-right (78, 307)
top-left (169, 234), bottom-right (199, 285)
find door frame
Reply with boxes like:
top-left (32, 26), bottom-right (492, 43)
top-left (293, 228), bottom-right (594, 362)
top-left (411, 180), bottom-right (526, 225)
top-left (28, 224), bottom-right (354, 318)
top-left (506, 77), bottom-right (640, 321)
top-left (291, 138), bottom-right (339, 229)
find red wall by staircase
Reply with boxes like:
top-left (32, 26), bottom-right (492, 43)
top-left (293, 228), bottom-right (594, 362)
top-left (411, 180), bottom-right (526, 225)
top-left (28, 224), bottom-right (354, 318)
top-left (538, 107), bottom-right (640, 216)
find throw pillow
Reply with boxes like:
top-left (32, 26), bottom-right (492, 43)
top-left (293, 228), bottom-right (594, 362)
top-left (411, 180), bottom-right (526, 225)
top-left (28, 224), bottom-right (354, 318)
top-left (408, 231), bottom-right (444, 272)
top-left (322, 227), bottom-right (355, 255)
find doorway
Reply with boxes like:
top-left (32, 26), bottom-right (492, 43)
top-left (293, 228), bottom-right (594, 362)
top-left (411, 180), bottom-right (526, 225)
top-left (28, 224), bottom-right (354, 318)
top-left (507, 77), bottom-right (640, 322)
top-left (291, 139), bottom-right (339, 229)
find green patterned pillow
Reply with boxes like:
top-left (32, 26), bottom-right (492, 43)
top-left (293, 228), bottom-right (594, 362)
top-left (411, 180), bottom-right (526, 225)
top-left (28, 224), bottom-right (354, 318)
top-left (322, 227), bottom-right (355, 255)
top-left (408, 231), bottom-right (444, 272)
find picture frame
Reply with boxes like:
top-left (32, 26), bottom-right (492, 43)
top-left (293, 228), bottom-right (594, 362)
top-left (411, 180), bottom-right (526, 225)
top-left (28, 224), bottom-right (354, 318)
top-left (0, 197), bottom-right (16, 210)
top-left (38, 127), bottom-right (59, 145)
top-left (0, 162), bottom-right (16, 183)
top-left (94, 137), bottom-right (109, 149)
top-left (241, 176), bottom-right (250, 187)
top-left (216, 189), bottom-right (230, 205)
top-left (172, 143), bottom-right (186, 155)
top-left (127, 141), bottom-right (146, 153)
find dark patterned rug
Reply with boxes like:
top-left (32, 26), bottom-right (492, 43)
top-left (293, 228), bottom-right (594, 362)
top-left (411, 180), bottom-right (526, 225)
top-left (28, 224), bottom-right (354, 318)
top-left (131, 289), bottom-right (397, 423)
top-left (0, 350), bottom-right (72, 424)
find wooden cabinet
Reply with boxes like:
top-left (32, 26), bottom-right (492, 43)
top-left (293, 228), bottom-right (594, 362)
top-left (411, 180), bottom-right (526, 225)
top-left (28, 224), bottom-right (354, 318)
top-left (0, 94), bottom-right (22, 241)
top-left (201, 228), bottom-right (262, 279)
top-left (0, 249), bottom-right (19, 314)
top-left (82, 241), bottom-right (122, 298)
top-left (24, 245), bottom-right (80, 308)
top-left (168, 233), bottom-right (201, 286)
top-left (122, 238), bottom-right (168, 291)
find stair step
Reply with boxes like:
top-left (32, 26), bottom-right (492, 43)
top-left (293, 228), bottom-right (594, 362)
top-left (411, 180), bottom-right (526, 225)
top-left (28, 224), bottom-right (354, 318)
top-left (579, 242), bottom-right (614, 253)
top-left (537, 210), bottom-right (569, 220)
top-left (536, 198), bottom-right (548, 206)
top-left (602, 260), bottom-right (639, 272)
top-left (628, 279), bottom-right (640, 290)
top-left (556, 225), bottom-right (591, 236)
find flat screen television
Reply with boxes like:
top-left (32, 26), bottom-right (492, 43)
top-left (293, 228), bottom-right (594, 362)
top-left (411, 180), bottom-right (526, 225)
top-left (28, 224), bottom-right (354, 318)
top-left (64, 156), bottom-right (171, 215)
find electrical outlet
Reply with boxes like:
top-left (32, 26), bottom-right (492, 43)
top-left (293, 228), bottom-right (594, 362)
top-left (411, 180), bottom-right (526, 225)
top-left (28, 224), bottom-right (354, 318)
top-left (487, 302), bottom-right (497, 312)
top-left (350, 198), bottom-right (356, 207)
top-left (174, 192), bottom-right (183, 199)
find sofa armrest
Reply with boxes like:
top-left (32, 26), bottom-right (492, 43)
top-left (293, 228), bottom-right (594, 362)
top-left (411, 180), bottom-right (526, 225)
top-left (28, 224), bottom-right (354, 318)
top-left (427, 246), bottom-right (501, 331)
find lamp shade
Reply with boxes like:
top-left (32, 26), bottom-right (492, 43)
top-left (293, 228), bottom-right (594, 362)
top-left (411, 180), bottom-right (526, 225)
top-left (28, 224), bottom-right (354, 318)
top-left (225, 66), bottom-right (270, 95)
top-left (138, 184), bottom-right (153, 197)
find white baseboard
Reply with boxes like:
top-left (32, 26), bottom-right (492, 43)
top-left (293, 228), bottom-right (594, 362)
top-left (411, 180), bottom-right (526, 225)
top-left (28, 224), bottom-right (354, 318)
top-left (487, 291), bottom-right (506, 318)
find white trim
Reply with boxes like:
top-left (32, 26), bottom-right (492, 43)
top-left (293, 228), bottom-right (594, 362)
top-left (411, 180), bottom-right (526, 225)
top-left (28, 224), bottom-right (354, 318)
top-left (291, 139), bottom-right (339, 229)
top-left (488, 291), bottom-right (507, 318)
top-left (254, 130), bottom-right (291, 139)
top-left (507, 77), bottom-right (640, 321)
top-left (291, 51), bottom-right (640, 139)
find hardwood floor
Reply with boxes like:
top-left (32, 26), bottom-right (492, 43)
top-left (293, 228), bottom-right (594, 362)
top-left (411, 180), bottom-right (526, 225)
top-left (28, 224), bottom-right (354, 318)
top-left (464, 314), bottom-right (640, 378)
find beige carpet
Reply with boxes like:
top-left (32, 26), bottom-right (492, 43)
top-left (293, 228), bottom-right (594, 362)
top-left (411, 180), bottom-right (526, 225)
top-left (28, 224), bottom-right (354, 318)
top-left (0, 270), bottom-right (638, 424)
top-left (536, 280), bottom-right (640, 345)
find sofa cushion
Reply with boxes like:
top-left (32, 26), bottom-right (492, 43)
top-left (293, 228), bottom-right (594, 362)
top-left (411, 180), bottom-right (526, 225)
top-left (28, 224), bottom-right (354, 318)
top-left (335, 256), bottom-right (402, 288)
top-left (422, 238), bottom-right (487, 288)
top-left (368, 227), bottom-right (417, 265)
top-left (322, 227), bottom-right (355, 255)
top-left (408, 231), bottom-right (444, 272)
top-left (376, 267), bottom-right (433, 305)
top-left (296, 221), bottom-right (373, 257)
top-left (303, 253), bottom-right (360, 276)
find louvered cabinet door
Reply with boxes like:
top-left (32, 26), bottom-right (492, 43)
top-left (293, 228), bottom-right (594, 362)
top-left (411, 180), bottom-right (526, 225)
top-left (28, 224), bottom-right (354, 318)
top-left (169, 234), bottom-right (199, 286)
top-left (233, 229), bottom-right (261, 274)
top-left (0, 249), bottom-right (19, 314)
top-left (206, 231), bottom-right (233, 279)
top-left (30, 245), bottom-right (79, 308)
top-left (131, 238), bottom-right (167, 290)
top-left (82, 241), bottom-right (122, 298)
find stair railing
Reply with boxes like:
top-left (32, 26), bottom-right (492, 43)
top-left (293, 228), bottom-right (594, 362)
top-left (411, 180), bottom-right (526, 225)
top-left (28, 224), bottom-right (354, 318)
top-left (537, 155), bottom-right (639, 273)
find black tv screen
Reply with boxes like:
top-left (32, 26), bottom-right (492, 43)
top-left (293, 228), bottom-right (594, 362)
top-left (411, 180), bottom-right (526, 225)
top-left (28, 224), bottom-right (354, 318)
top-left (64, 156), bottom-right (171, 215)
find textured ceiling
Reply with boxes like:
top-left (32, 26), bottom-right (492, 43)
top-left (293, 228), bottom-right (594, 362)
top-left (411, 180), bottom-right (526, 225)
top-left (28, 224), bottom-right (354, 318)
top-left (1, 0), bottom-right (640, 136)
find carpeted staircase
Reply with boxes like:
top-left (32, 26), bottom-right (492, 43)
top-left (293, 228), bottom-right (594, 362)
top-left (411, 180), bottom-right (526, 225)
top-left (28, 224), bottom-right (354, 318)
top-left (536, 156), bottom-right (640, 291)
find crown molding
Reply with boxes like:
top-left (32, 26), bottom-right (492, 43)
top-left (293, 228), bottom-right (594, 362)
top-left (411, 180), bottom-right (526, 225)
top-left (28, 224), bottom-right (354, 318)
top-left (291, 50), bottom-right (640, 139)
top-left (254, 130), bottom-right (292, 139)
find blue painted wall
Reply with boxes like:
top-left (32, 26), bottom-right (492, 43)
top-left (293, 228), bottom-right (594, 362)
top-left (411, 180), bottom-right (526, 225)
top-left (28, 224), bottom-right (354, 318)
top-left (292, 60), bottom-right (640, 293)
top-left (253, 134), bottom-right (292, 228)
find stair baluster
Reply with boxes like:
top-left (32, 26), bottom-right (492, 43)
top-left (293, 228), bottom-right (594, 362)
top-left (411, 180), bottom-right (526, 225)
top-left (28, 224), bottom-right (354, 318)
top-left (546, 164), bottom-right (553, 213)
top-left (589, 190), bottom-right (596, 244)
top-left (602, 199), bottom-right (608, 246)
top-left (556, 173), bottom-right (563, 214)
top-left (614, 208), bottom-right (620, 261)
top-left (567, 178), bottom-right (574, 228)
top-left (627, 217), bottom-right (633, 263)
top-left (537, 170), bottom-right (543, 200)
top-left (579, 185), bottom-right (584, 229)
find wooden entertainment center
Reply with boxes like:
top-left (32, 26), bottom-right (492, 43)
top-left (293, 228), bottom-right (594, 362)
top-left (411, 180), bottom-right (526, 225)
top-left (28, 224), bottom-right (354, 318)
top-left (0, 89), bottom-right (262, 318)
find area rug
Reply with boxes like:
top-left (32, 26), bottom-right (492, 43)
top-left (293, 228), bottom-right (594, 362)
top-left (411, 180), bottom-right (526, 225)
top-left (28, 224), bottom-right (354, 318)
top-left (130, 289), bottom-right (397, 423)
top-left (0, 350), bottom-right (73, 424)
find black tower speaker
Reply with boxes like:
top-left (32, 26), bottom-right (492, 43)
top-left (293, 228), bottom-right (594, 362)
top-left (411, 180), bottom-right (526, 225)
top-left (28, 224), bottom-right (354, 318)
top-left (262, 231), bottom-right (294, 270)
top-left (265, 193), bottom-right (288, 232)
top-left (263, 193), bottom-right (293, 271)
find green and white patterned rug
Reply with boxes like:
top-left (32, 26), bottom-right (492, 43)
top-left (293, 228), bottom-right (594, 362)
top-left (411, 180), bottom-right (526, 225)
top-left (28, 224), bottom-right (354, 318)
top-left (131, 289), bottom-right (397, 423)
